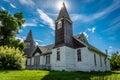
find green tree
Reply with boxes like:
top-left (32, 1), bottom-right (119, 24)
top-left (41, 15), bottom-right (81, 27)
top-left (110, 52), bottom-right (120, 70)
top-left (0, 10), bottom-right (25, 50)
top-left (0, 46), bottom-right (26, 70)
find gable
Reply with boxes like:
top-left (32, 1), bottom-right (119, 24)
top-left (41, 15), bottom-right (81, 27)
top-left (74, 33), bottom-right (88, 44)
top-left (73, 37), bottom-right (86, 48)
top-left (73, 33), bottom-right (107, 56)
top-left (34, 52), bottom-right (40, 56)
top-left (78, 34), bottom-right (88, 44)
top-left (32, 46), bottom-right (42, 56)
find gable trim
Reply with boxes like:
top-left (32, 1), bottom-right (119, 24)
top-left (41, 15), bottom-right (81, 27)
top-left (32, 46), bottom-right (42, 56)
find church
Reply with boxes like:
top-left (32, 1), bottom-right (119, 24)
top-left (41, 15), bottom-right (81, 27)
top-left (24, 3), bottom-right (110, 72)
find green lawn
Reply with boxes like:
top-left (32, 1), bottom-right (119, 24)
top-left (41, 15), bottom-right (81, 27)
top-left (0, 70), bottom-right (120, 80)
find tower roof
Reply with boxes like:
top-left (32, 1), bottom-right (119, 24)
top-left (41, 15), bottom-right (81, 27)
top-left (57, 3), bottom-right (71, 20)
top-left (25, 30), bottom-right (34, 42)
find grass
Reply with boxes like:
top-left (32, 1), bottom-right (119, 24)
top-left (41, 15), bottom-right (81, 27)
top-left (0, 70), bottom-right (120, 80)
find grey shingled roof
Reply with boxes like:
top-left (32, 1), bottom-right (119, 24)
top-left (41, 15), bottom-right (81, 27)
top-left (57, 3), bottom-right (71, 20)
top-left (24, 47), bottom-right (36, 57)
top-left (25, 30), bottom-right (34, 42)
top-left (38, 44), bottom-right (54, 54)
top-left (28, 33), bottom-right (106, 57)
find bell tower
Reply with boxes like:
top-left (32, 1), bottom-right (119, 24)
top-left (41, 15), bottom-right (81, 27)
top-left (55, 3), bottom-right (73, 48)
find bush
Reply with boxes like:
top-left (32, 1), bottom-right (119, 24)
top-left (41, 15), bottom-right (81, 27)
top-left (0, 46), bottom-right (26, 70)
top-left (110, 52), bottom-right (120, 70)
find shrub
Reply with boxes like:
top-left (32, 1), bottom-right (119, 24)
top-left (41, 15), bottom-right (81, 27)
top-left (0, 46), bottom-right (26, 70)
top-left (110, 52), bottom-right (120, 70)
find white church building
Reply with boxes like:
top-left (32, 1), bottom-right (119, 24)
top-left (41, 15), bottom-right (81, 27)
top-left (24, 3), bottom-right (110, 72)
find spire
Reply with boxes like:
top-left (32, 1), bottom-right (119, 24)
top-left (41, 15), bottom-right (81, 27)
top-left (57, 2), bottom-right (71, 20)
top-left (25, 30), bottom-right (34, 41)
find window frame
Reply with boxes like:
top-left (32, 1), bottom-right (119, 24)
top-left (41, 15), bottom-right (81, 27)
top-left (100, 55), bottom-right (102, 67)
top-left (77, 49), bottom-right (81, 62)
top-left (46, 55), bottom-right (50, 64)
top-left (94, 54), bottom-right (97, 66)
top-left (56, 48), bottom-right (60, 61)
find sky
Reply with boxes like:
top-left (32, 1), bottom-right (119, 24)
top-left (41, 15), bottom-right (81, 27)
top-left (0, 0), bottom-right (120, 55)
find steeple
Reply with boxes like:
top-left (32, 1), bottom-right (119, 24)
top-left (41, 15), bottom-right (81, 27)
top-left (57, 2), bottom-right (71, 21)
top-left (24, 30), bottom-right (36, 57)
top-left (25, 30), bottom-right (34, 42)
top-left (55, 2), bottom-right (73, 48)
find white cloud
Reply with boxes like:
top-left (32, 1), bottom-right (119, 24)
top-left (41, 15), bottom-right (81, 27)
top-left (40, 44), bottom-right (46, 46)
top-left (19, 0), bottom-right (35, 6)
top-left (109, 46), bottom-right (112, 49)
top-left (3, 0), bottom-right (10, 2)
top-left (72, 0), bottom-right (120, 22)
top-left (35, 39), bottom-right (43, 43)
top-left (92, 27), bottom-right (96, 33)
top-left (107, 46), bottom-right (114, 54)
top-left (10, 3), bottom-right (16, 8)
top-left (88, 28), bottom-right (91, 31)
top-left (22, 22), bottom-right (37, 27)
top-left (83, 32), bottom-right (88, 38)
top-left (15, 37), bottom-right (25, 42)
top-left (35, 39), bottom-right (44, 45)
top-left (37, 8), bottom-right (55, 30)
top-left (39, 24), bottom-right (44, 27)
top-left (18, 30), bottom-right (23, 33)
top-left (35, 42), bottom-right (39, 45)
top-left (1, 6), bottom-right (6, 10)
top-left (103, 16), bottom-right (120, 32)
top-left (88, 27), bottom-right (96, 33)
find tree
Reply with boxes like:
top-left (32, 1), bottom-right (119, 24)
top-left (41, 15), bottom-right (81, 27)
top-left (110, 52), bottom-right (120, 70)
top-left (0, 46), bottom-right (26, 70)
top-left (0, 10), bottom-right (25, 50)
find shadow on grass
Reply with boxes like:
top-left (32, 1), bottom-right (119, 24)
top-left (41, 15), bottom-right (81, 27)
top-left (0, 70), bottom-right (9, 74)
top-left (41, 71), bottom-right (119, 80)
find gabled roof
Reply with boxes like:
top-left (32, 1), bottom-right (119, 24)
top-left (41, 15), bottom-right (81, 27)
top-left (31, 44), bottom-right (54, 56)
top-left (57, 3), bottom-right (71, 20)
top-left (25, 30), bottom-right (34, 42)
top-left (28, 33), bottom-right (106, 57)
top-left (73, 33), bottom-right (107, 56)
top-left (24, 47), bottom-right (36, 57)
top-left (38, 44), bottom-right (54, 54)
top-left (74, 33), bottom-right (88, 45)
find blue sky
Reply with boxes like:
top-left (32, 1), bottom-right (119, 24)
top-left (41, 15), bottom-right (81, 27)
top-left (0, 0), bottom-right (120, 55)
